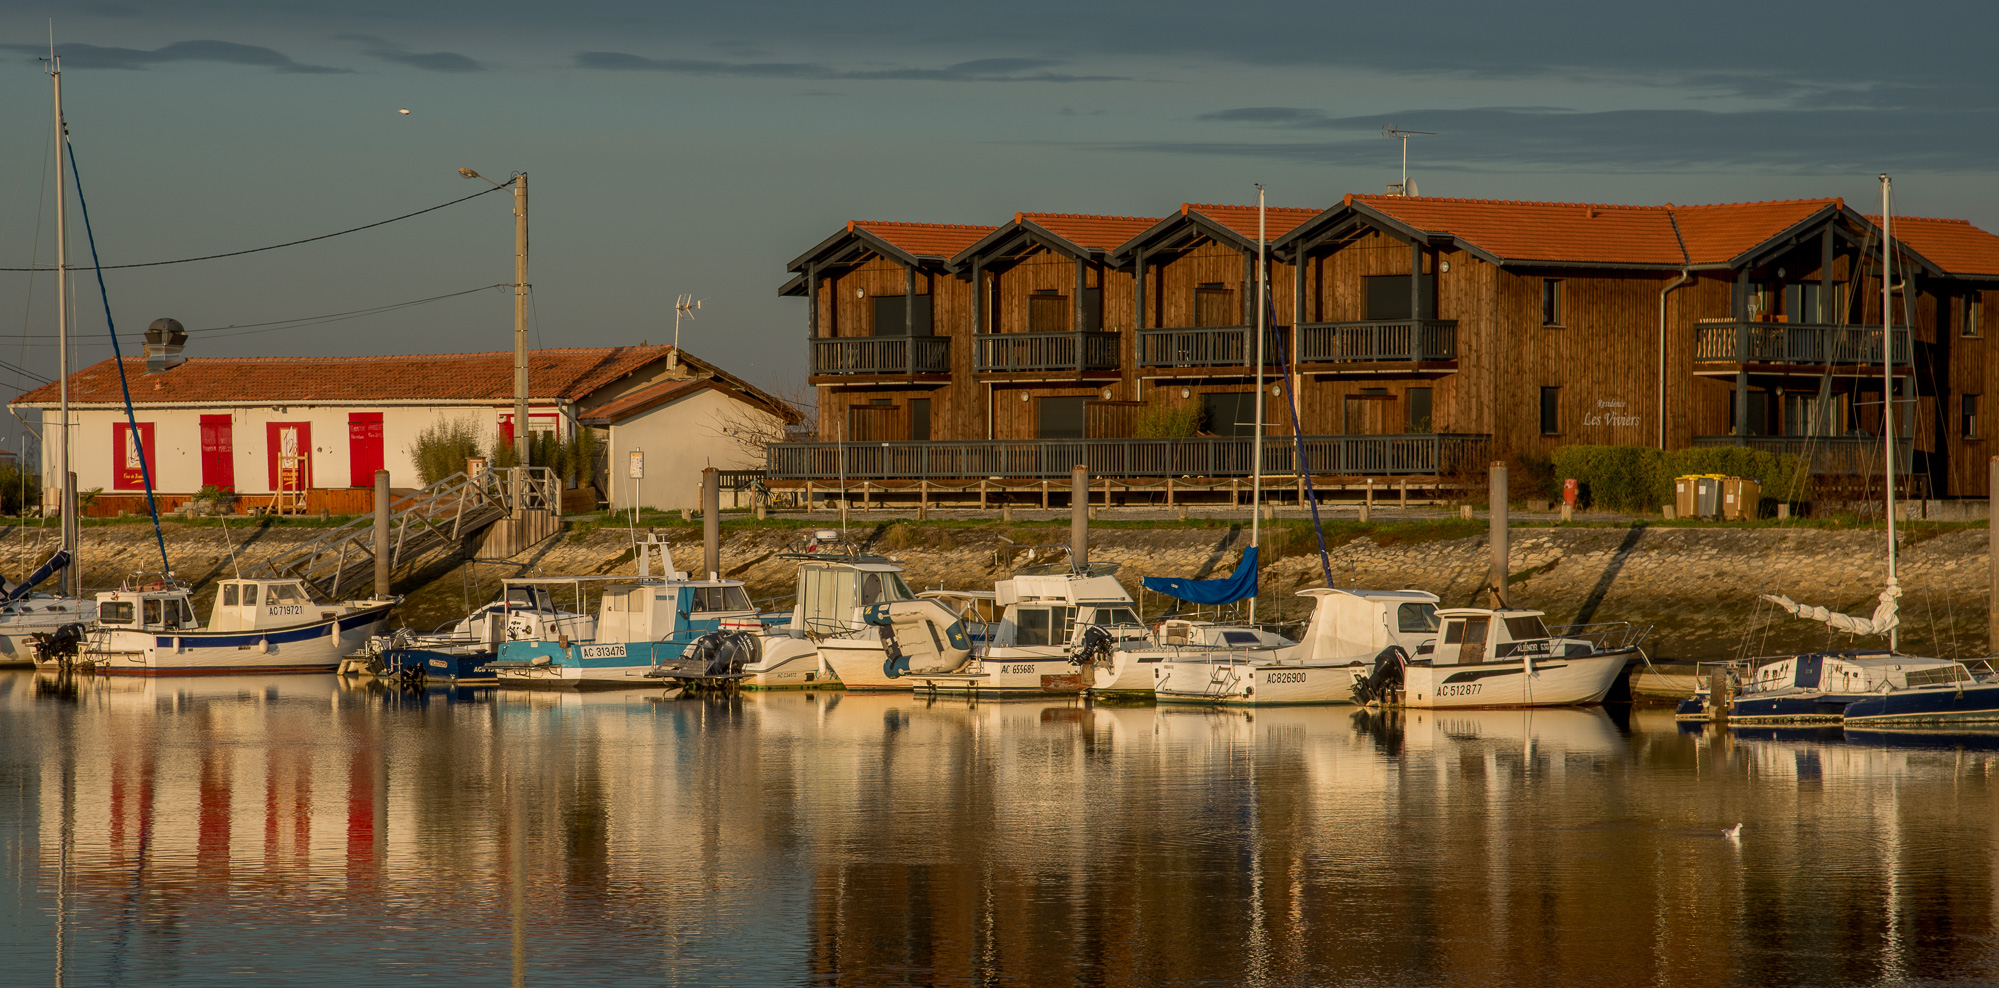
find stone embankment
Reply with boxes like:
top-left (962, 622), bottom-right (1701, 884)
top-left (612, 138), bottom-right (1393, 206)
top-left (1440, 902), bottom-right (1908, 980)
top-left (0, 517), bottom-right (1987, 663)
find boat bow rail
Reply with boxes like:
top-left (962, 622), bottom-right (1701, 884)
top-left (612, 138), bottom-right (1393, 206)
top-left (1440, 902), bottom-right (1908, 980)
top-left (252, 467), bottom-right (558, 599)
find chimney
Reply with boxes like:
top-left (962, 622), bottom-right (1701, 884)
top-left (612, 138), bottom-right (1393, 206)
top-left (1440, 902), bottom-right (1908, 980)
top-left (143, 318), bottom-right (188, 374)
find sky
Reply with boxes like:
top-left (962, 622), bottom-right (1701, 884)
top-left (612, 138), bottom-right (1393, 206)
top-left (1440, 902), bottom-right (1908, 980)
top-left (1, 0), bottom-right (1995, 442)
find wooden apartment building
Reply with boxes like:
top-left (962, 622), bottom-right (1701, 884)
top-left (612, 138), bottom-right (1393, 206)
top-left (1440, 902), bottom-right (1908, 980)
top-left (776, 195), bottom-right (1999, 497)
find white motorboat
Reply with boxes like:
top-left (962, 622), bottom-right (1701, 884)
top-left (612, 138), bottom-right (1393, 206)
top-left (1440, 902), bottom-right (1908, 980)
top-left (36, 577), bottom-right (395, 675)
top-left (1391, 607), bottom-right (1642, 709)
top-left (0, 591), bottom-right (96, 667)
top-left (1094, 618), bottom-right (1289, 695)
top-left (1148, 589), bottom-right (1443, 705)
top-left (886, 556), bottom-right (1133, 697)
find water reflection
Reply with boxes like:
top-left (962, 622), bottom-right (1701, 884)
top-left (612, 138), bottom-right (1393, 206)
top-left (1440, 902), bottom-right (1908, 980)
top-left (4, 673), bottom-right (1997, 986)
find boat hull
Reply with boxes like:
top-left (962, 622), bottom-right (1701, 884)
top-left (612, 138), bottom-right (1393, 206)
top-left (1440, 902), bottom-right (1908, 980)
top-left (905, 653), bottom-right (1123, 696)
top-left (86, 605), bottom-right (393, 676)
top-left (1153, 659), bottom-right (1365, 705)
top-left (1400, 649), bottom-right (1633, 708)
top-left (1840, 684), bottom-right (1999, 726)
top-left (491, 640), bottom-right (679, 689)
top-left (817, 636), bottom-right (907, 691)
top-left (741, 636), bottom-right (835, 690)
top-left (386, 647), bottom-right (497, 684)
top-left (1727, 692), bottom-right (1869, 724)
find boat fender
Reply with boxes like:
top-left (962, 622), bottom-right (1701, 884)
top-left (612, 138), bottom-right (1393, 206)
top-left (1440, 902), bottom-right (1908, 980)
top-left (1351, 645), bottom-right (1409, 706)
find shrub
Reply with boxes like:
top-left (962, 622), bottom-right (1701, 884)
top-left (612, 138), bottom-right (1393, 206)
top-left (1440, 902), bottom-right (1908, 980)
top-left (410, 418), bottom-right (489, 485)
top-left (1550, 444), bottom-right (1813, 512)
top-left (0, 462), bottom-right (40, 516)
top-left (1136, 403), bottom-right (1203, 438)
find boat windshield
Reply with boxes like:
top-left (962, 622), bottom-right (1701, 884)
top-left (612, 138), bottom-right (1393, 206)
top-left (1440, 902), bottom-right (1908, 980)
top-left (690, 585), bottom-right (753, 612)
top-left (1398, 603), bottom-right (1439, 634)
top-left (858, 571), bottom-right (914, 607)
top-left (1088, 606), bottom-right (1141, 628)
top-left (1504, 615), bottom-right (1550, 641)
top-left (267, 583), bottom-right (308, 604)
top-left (505, 587), bottom-right (555, 611)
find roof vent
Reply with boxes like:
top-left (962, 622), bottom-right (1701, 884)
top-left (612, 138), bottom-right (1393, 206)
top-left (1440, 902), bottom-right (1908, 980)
top-left (143, 318), bottom-right (188, 374)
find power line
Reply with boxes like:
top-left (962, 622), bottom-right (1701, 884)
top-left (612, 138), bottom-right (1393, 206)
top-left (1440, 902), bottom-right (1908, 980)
top-left (0, 183), bottom-right (509, 272)
top-left (0, 284), bottom-right (508, 344)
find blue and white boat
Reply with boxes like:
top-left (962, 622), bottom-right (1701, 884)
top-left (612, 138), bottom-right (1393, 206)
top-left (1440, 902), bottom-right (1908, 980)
top-left (1690, 651), bottom-right (1974, 724)
top-left (489, 574), bottom-right (770, 689)
top-left (46, 577), bottom-right (395, 675)
top-left (366, 584), bottom-right (594, 685)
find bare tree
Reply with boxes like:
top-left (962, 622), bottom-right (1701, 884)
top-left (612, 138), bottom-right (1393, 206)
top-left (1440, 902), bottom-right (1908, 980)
top-left (709, 378), bottom-right (815, 464)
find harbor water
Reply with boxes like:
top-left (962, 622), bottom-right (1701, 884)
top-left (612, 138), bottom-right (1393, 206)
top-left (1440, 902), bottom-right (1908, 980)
top-left (4, 673), bottom-right (1997, 986)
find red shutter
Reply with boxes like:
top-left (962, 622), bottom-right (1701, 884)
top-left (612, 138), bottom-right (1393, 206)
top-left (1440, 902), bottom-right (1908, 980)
top-left (199, 415), bottom-right (235, 492)
top-left (265, 422), bottom-right (312, 492)
top-left (111, 422), bottom-right (156, 491)
top-left (348, 413), bottom-right (384, 487)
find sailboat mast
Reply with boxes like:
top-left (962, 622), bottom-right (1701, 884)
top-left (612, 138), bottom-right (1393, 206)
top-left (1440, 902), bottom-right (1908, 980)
top-left (1881, 173), bottom-right (1898, 651)
top-left (1249, 186), bottom-right (1266, 626)
top-left (51, 51), bottom-right (75, 598)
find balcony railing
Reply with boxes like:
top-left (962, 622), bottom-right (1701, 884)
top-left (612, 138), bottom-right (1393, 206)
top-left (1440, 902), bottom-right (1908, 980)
top-left (1298, 320), bottom-right (1457, 363)
top-left (1691, 435), bottom-right (1912, 475)
top-left (1693, 322), bottom-right (1910, 366)
top-left (1137, 326), bottom-right (1290, 369)
top-left (810, 336), bottom-right (951, 376)
top-left (974, 331), bottom-right (1121, 373)
top-left (767, 434), bottom-right (1492, 480)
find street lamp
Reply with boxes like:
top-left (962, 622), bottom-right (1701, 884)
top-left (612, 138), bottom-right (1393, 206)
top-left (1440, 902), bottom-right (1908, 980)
top-left (461, 167), bottom-right (530, 465)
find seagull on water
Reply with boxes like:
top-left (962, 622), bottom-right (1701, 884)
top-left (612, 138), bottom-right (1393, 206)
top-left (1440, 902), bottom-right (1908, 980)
top-left (1722, 823), bottom-right (1743, 841)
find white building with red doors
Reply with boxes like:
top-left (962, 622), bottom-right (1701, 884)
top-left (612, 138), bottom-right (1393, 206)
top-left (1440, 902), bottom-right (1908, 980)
top-left (11, 332), bottom-right (795, 515)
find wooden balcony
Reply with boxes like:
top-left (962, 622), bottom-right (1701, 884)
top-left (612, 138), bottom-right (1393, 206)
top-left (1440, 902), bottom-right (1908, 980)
top-left (1693, 322), bottom-right (1910, 367)
top-left (1691, 435), bottom-right (1911, 475)
top-left (975, 331), bottom-right (1121, 374)
top-left (767, 434), bottom-right (1492, 480)
top-left (1298, 320), bottom-right (1457, 364)
top-left (809, 336), bottom-right (951, 379)
top-left (1137, 326), bottom-right (1289, 371)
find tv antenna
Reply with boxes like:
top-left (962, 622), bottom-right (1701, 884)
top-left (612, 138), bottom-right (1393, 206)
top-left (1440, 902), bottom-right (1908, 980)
top-left (1383, 125), bottom-right (1434, 196)
top-left (671, 294), bottom-right (703, 368)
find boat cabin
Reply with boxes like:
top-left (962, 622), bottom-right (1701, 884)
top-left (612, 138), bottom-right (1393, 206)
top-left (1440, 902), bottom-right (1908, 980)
top-left (987, 571), bottom-right (1140, 649)
top-left (1418, 608), bottom-right (1585, 666)
top-left (1152, 619), bottom-right (1286, 649)
top-left (203, 579), bottom-right (336, 632)
top-left (788, 555), bottom-right (916, 637)
top-left (595, 578), bottom-right (762, 648)
top-left (1295, 588), bottom-right (1441, 660)
top-left (1747, 651), bottom-right (1970, 694)
top-left (96, 586), bottom-right (202, 633)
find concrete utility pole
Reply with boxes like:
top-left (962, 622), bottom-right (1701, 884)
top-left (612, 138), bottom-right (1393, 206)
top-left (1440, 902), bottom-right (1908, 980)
top-left (512, 172), bottom-right (530, 466)
top-left (702, 467), bottom-right (721, 581)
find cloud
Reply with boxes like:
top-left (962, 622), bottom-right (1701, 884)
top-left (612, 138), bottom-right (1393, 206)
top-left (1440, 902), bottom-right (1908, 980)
top-left (339, 35), bottom-right (488, 72)
top-left (573, 51), bottom-right (1125, 83)
top-left (1118, 104), bottom-right (1999, 174)
top-left (7, 40), bottom-right (349, 73)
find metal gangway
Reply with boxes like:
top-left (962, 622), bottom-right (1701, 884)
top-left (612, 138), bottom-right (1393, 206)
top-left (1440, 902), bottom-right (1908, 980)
top-left (252, 467), bottom-right (559, 599)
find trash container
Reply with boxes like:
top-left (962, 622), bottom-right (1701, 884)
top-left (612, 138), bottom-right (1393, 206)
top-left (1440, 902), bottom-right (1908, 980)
top-left (1674, 475), bottom-right (1699, 519)
top-left (1694, 475), bottom-right (1724, 519)
top-left (1722, 477), bottom-right (1762, 521)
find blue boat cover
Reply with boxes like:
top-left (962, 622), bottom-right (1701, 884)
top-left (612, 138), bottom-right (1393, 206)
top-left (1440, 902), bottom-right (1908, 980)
top-left (3, 550), bottom-right (70, 602)
top-left (1142, 546), bottom-right (1259, 605)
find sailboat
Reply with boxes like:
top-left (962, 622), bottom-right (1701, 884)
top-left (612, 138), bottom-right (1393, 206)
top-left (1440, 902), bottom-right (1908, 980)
top-left (1680, 175), bottom-right (1987, 725)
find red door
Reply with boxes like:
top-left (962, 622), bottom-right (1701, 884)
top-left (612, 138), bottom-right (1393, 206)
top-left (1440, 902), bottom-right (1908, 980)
top-left (348, 413), bottom-right (384, 487)
top-left (199, 415), bottom-right (234, 492)
top-left (266, 422), bottom-right (312, 492)
top-left (111, 422), bottom-right (155, 490)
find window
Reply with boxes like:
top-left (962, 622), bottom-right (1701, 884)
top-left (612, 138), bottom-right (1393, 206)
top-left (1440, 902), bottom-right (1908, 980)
top-left (1028, 291), bottom-right (1070, 333)
top-left (1964, 395), bottom-right (1981, 439)
top-left (1016, 607), bottom-right (1053, 646)
top-left (1504, 615), bottom-right (1550, 640)
top-left (1089, 607), bottom-right (1140, 628)
top-left (1194, 283), bottom-right (1237, 328)
top-left (144, 599), bottom-right (162, 626)
top-left (1967, 296), bottom-right (1984, 338)
top-left (1221, 630), bottom-right (1262, 646)
top-left (268, 583), bottom-right (306, 603)
top-left (1398, 602), bottom-right (1439, 634)
top-left (692, 586), bottom-right (752, 612)
top-left (223, 584), bottom-right (239, 607)
top-left (100, 601), bottom-right (134, 624)
top-left (1540, 387), bottom-right (1561, 435)
top-left (870, 294), bottom-right (933, 336)
top-left (1037, 395), bottom-right (1089, 439)
top-left (1362, 274), bottom-right (1434, 321)
top-left (1442, 620), bottom-right (1464, 645)
top-left (1406, 387), bottom-right (1433, 433)
top-left (1200, 392), bottom-right (1257, 438)
top-left (910, 398), bottom-right (931, 442)
top-left (241, 584), bottom-right (259, 606)
top-left (1541, 279), bottom-right (1563, 326)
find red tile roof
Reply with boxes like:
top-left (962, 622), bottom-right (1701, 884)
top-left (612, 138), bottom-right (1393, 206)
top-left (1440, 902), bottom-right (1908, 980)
top-left (849, 220), bottom-right (999, 260)
top-left (1183, 203), bottom-right (1320, 243)
top-left (578, 377), bottom-right (708, 424)
top-left (1870, 214), bottom-right (1999, 278)
top-left (1017, 213), bottom-right (1162, 252)
top-left (1671, 199), bottom-right (1841, 265)
top-left (1351, 194), bottom-right (1843, 266)
top-left (12, 346), bottom-right (674, 406)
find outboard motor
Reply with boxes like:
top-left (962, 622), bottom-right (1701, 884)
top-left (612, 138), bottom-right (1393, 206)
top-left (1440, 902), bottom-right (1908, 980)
top-left (1071, 625), bottom-right (1115, 669)
top-left (29, 623), bottom-right (87, 670)
top-left (682, 630), bottom-right (761, 679)
top-left (1351, 645), bottom-right (1409, 706)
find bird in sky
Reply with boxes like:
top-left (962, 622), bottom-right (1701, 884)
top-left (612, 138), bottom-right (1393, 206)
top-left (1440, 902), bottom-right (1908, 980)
top-left (398, 108), bottom-right (411, 115)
